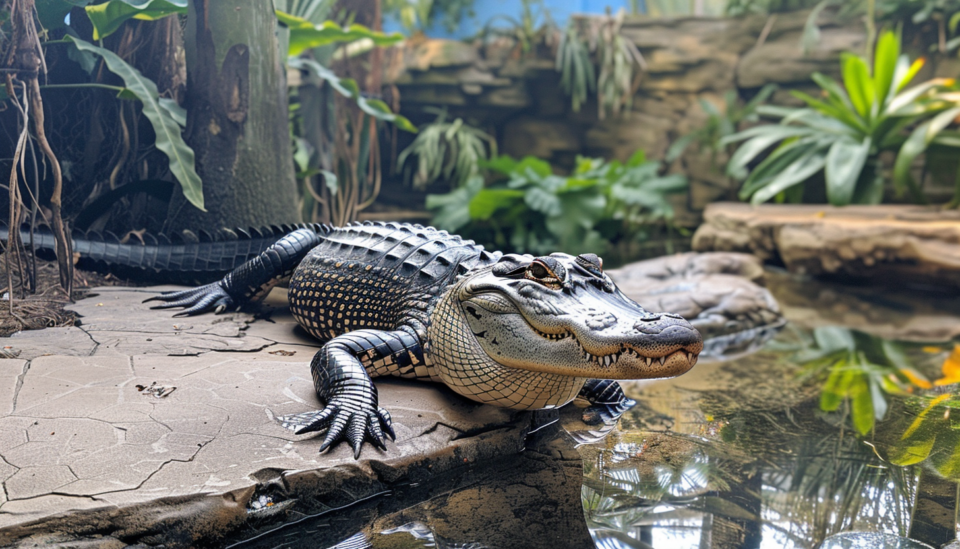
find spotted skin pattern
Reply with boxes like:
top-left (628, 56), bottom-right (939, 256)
top-left (148, 222), bottom-right (703, 458)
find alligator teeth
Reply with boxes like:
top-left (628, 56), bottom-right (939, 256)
top-left (658, 356), bottom-right (666, 366)
top-left (644, 357), bottom-right (653, 367)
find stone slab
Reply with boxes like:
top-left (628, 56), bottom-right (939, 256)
top-left (693, 203), bottom-right (960, 289)
top-left (0, 287), bottom-right (533, 548)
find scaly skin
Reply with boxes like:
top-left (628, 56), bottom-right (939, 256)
top-left (147, 222), bottom-right (703, 458)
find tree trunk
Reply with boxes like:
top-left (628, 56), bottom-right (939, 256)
top-left (164, 0), bottom-right (300, 234)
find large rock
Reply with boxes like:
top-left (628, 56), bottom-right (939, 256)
top-left (608, 252), bottom-right (784, 359)
top-left (693, 203), bottom-right (960, 289)
top-left (0, 288), bottom-right (540, 548)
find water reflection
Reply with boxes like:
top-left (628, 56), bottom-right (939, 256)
top-left (581, 323), bottom-right (960, 549)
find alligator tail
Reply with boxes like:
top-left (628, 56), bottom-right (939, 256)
top-left (0, 222), bottom-right (331, 284)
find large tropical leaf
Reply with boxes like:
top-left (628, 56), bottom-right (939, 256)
top-left (85, 0), bottom-right (187, 40)
top-left (750, 148), bottom-right (828, 204)
top-left (66, 36), bottom-right (204, 210)
top-left (824, 137), bottom-right (871, 206)
top-left (277, 11), bottom-right (404, 56)
top-left (289, 58), bottom-right (415, 132)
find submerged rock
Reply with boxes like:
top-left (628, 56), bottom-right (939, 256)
top-left (608, 252), bottom-right (784, 359)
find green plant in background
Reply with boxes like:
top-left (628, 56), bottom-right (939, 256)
top-left (426, 151), bottom-right (686, 256)
top-left (876, 0), bottom-right (960, 52)
top-left (384, 0), bottom-right (476, 33)
top-left (396, 109), bottom-right (496, 189)
top-left (479, 0), bottom-right (555, 57)
top-left (725, 30), bottom-right (960, 206)
top-left (795, 327), bottom-right (929, 436)
top-left (555, 11), bottom-right (646, 120)
top-left (724, 0), bottom-right (823, 16)
top-left (666, 84), bottom-right (777, 169)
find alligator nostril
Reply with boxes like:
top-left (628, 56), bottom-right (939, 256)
top-left (640, 315), bottom-right (661, 322)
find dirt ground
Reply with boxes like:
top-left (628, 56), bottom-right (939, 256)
top-left (0, 254), bottom-right (128, 337)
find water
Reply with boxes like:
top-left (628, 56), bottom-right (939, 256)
top-left (241, 272), bottom-right (960, 549)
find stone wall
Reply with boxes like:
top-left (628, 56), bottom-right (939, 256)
top-left (384, 11), bottom-right (958, 225)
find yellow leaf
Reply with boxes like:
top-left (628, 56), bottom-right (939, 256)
top-left (922, 346), bottom-right (943, 353)
top-left (901, 368), bottom-right (932, 389)
top-left (934, 345), bottom-right (960, 386)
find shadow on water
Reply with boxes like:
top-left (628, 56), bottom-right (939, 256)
top-left (229, 417), bottom-right (594, 549)
top-left (581, 273), bottom-right (960, 549)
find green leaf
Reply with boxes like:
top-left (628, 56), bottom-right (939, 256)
top-left (85, 0), bottom-right (187, 41)
top-left (524, 187), bottom-right (563, 217)
top-left (289, 58), bottom-right (415, 132)
top-left (750, 148), bottom-right (828, 204)
top-left (66, 35), bottom-right (203, 210)
top-left (480, 155), bottom-right (520, 175)
top-left (725, 126), bottom-right (815, 179)
top-left (893, 108), bottom-right (960, 194)
top-left (820, 363), bottom-right (847, 412)
top-left (469, 189), bottom-right (525, 220)
top-left (158, 97), bottom-right (186, 127)
top-left (277, 11), bottom-right (404, 56)
top-left (873, 30), bottom-right (899, 107)
top-left (320, 169), bottom-right (338, 195)
top-left (814, 326), bottom-right (856, 353)
top-left (37, 0), bottom-right (94, 30)
top-left (426, 176), bottom-right (482, 232)
top-left (824, 137), bottom-right (871, 206)
top-left (850, 371), bottom-right (875, 435)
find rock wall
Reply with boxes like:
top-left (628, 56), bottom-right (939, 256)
top-left (384, 11), bottom-right (958, 225)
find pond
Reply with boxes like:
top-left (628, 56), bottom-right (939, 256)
top-left (233, 271), bottom-right (960, 549)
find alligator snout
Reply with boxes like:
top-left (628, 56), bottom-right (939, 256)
top-left (634, 313), bottom-right (703, 350)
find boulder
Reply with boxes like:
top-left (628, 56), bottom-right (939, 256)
top-left (693, 203), bottom-right (960, 289)
top-left (608, 252), bottom-right (785, 359)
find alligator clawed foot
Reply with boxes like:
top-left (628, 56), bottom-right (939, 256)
top-left (143, 283), bottom-right (236, 316)
top-left (277, 404), bottom-right (395, 459)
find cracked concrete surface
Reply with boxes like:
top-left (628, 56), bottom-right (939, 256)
top-left (0, 287), bottom-right (530, 547)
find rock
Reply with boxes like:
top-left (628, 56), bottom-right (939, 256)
top-left (408, 39), bottom-right (478, 71)
top-left (0, 287), bottom-right (538, 547)
top-left (608, 252), bottom-right (784, 359)
top-left (502, 117), bottom-right (581, 160)
top-left (693, 203), bottom-right (960, 289)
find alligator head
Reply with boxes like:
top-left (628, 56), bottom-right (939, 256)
top-left (436, 253), bottom-right (703, 383)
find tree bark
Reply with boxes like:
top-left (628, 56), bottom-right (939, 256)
top-left (164, 0), bottom-right (300, 234)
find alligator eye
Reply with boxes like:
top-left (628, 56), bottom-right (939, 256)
top-left (576, 254), bottom-right (603, 276)
top-left (526, 258), bottom-right (565, 290)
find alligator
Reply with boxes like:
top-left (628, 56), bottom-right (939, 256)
top-left (4, 222), bottom-right (703, 458)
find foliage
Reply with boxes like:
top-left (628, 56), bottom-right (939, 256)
top-left (724, 0), bottom-right (822, 16)
top-left (384, 0), bottom-right (475, 33)
top-left (724, 30), bottom-right (960, 206)
top-left (877, 0), bottom-right (960, 52)
top-left (479, 0), bottom-right (554, 56)
top-left (288, 57), bottom-right (415, 131)
top-left (66, 35), bottom-right (204, 210)
top-left (796, 327), bottom-right (928, 436)
top-left (555, 11), bottom-right (645, 120)
top-left (426, 152), bottom-right (686, 256)
top-left (276, 11), bottom-right (405, 56)
top-left (85, 0), bottom-right (186, 40)
top-left (397, 109), bottom-right (495, 189)
top-left (556, 19), bottom-right (594, 113)
top-left (666, 84), bottom-right (776, 168)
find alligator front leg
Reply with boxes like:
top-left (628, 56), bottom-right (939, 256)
top-left (278, 328), bottom-right (428, 458)
top-left (578, 379), bottom-right (636, 425)
top-left (145, 228), bottom-right (322, 315)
